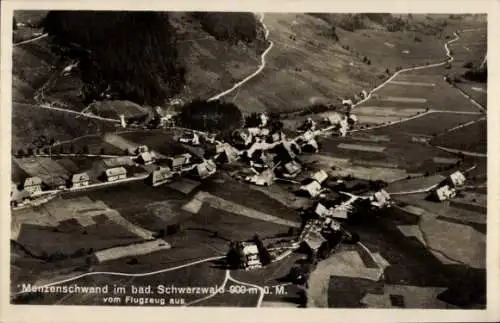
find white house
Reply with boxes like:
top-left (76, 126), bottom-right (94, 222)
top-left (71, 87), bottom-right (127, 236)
top-left (23, 177), bottom-right (42, 195)
top-left (104, 167), bottom-right (127, 182)
top-left (136, 151), bottom-right (155, 165)
top-left (434, 185), bottom-right (456, 201)
top-left (230, 242), bottom-right (263, 270)
top-left (448, 171), bottom-right (466, 187)
top-left (150, 167), bottom-right (174, 187)
top-left (195, 159), bottom-right (217, 179)
top-left (71, 172), bottom-right (90, 188)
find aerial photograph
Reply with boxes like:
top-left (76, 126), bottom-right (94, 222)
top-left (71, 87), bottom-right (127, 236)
top-left (10, 11), bottom-right (487, 308)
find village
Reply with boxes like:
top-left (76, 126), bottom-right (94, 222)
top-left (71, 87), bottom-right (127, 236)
top-left (10, 95), bottom-right (473, 273)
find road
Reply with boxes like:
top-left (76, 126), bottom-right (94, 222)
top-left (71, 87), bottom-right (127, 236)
top-left (207, 13), bottom-right (274, 102)
top-left (13, 33), bottom-right (49, 47)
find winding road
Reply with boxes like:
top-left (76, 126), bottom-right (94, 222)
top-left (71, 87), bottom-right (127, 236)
top-left (207, 13), bottom-right (274, 102)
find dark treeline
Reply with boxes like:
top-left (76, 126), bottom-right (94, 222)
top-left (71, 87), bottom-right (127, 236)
top-left (191, 12), bottom-right (259, 44)
top-left (42, 11), bottom-right (185, 105)
top-left (463, 64), bottom-right (487, 83)
top-left (179, 99), bottom-right (243, 133)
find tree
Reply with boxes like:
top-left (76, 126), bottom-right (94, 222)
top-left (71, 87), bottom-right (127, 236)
top-left (180, 99), bottom-right (243, 133)
top-left (253, 234), bottom-right (272, 266)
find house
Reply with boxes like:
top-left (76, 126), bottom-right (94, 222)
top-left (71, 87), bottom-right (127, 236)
top-left (228, 241), bottom-right (262, 270)
top-left (71, 172), bottom-right (90, 188)
top-left (279, 160), bottom-right (302, 179)
top-left (136, 151), bottom-right (155, 165)
top-left (104, 167), bottom-right (127, 182)
top-left (348, 114), bottom-right (358, 125)
top-left (433, 185), bottom-right (456, 201)
top-left (195, 159), bottom-right (217, 179)
top-left (135, 145), bottom-right (149, 155)
top-left (324, 112), bottom-right (343, 126)
top-left (11, 182), bottom-right (28, 206)
top-left (371, 189), bottom-right (391, 208)
top-left (168, 153), bottom-right (192, 172)
top-left (448, 171), bottom-right (466, 187)
top-left (314, 202), bottom-right (348, 220)
top-left (342, 99), bottom-right (353, 107)
top-left (245, 168), bottom-right (276, 186)
top-left (215, 143), bottom-right (240, 164)
top-left (301, 231), bottom-right (327, 254)
top-left (299, 170), bottom-right (329, 198)
top-left (23, 177), bottom-right (42, 195)
top-left (150, 167), bottom-right (174, 187)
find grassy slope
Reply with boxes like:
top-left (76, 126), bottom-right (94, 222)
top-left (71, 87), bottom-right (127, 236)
top-left (225, 14), bottom-right (459, 114)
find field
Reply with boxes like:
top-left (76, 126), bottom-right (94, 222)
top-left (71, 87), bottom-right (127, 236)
top-left (12, 103), bottom-right (117, 152)
top-left (86, 100), bottom-right (150, 119)
top-left (385, 174), bottom-right (445, 193)
top-left (430, 119), bottom-right (487, 154)
top-left (118, 131), bottom-right (191, 157)
top-left (368, 112), bottom-right (482, 137)
top-left (371, 81), bottom-right (481, 112)
top-left (54, 135), bottom-right (127, 155)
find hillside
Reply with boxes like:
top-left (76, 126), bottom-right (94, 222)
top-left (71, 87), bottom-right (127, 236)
top-left (11, 11), bottom-right (267, 150)
top-left (221, 13), bottom-right (486, 114)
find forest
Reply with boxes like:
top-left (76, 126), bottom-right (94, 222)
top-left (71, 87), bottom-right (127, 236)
top-left (191, 12), bottom-right (260, 44)
top-left (42, 11), bottom-right (186, 105)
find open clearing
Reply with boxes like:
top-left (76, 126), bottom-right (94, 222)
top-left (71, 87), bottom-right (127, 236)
top-left (337, 143), bottom-right (386, 153)
top-left (382, 97), bottom-right (428, 104)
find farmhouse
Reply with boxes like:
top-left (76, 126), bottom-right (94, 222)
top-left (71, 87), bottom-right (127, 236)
top-left (135, 145), bottom-right (149, 155)
top-left (168, 153), bottom-right (192, 172)
top-left (71, 172), bottom-right (90, 188)
top-left (194, 159), bottom-right (217, 179)
top-left (104, 167), bottom-right (127, 182)
top-left (23, 177), bottom-right (43, 195)
top-left (448, 171), bottom-right (466, 187)
top-left (301, 230), bottom-right (327, 254)
top-left (300, 170), bottom-right (329, 198)
top-left (371, 189), bottom-right (391, 209)
top-left (433, 185), bottom-right (457, 201)
top-left (228, 241), bottom-right (263, 270)
top-left (150, 167), bottom-right (174, 186)
top-left (136, 151), bottom-right (156, 165)
top-left (279, 160), bottom-right (302, 179)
